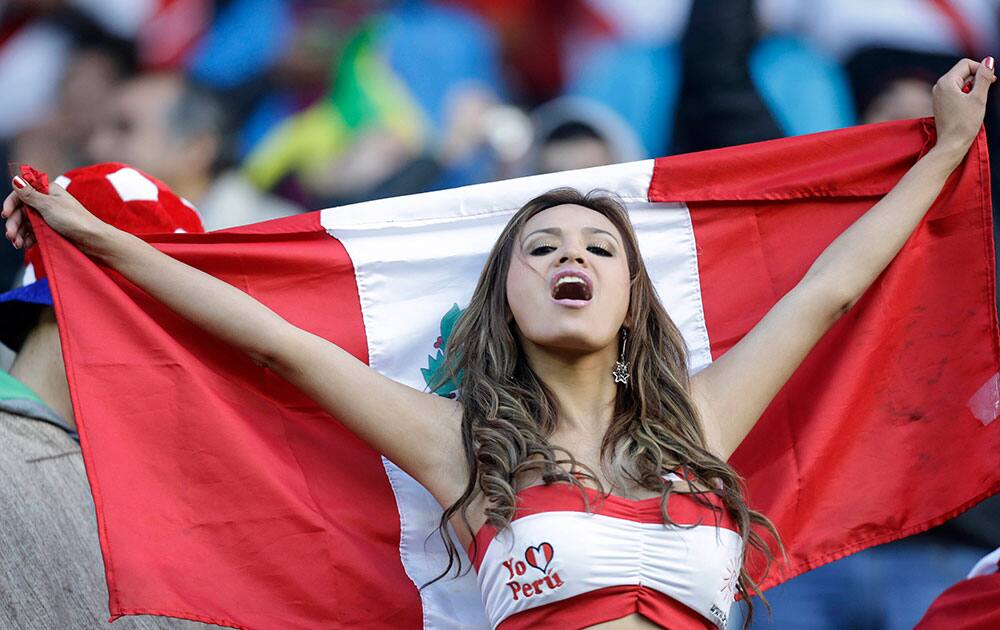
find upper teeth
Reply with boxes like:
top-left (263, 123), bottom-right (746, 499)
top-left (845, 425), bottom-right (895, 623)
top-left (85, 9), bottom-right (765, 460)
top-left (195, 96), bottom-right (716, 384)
top-left (557, 276), bottom-right (586, 286)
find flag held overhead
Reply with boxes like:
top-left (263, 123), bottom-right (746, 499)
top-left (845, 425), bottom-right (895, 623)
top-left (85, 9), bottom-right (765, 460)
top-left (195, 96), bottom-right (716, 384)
top-left (29, 118), bottom-right (1000, 629)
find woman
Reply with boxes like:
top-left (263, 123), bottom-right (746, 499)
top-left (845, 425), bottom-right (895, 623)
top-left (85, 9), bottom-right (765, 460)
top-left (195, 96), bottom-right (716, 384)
top-left (3, 58), bottom-right (994, 629)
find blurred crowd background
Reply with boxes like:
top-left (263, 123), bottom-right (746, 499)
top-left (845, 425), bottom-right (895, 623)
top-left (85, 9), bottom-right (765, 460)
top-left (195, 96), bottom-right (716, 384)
top-left (0, 0), bottom-right (997, 628)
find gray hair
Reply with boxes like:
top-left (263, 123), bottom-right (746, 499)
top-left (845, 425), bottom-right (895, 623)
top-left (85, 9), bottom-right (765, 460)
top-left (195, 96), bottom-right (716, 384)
top-left (167, 80), bottom-right (225, 142)
top-left (166, 78), bottom-right (229, 171)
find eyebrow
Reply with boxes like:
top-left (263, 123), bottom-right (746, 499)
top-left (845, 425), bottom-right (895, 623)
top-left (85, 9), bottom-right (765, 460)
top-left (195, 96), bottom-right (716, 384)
top-left (521, 227), bottom-right (621, 246)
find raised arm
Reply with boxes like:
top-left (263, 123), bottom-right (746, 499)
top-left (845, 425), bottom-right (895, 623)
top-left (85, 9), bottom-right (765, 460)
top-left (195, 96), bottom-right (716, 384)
top-left (691, 57), bottom-right (995, 460)
top-left (2, 181), bottom-right (465, 504)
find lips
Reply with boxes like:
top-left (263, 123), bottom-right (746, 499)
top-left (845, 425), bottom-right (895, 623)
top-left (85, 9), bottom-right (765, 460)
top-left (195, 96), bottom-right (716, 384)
top-left (550, 269), bottom-right (593, 305)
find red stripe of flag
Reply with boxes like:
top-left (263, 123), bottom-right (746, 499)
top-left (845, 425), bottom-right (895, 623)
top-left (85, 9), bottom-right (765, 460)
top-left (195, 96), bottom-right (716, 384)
top-left (651, 118), bottom-right (1000, 587)
top-left (35, 211), bottom-right (421, 628)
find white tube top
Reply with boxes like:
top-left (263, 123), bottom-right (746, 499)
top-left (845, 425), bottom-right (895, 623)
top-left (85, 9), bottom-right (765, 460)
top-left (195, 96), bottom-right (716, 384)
top-left (467, 481), bottom-right (743, 629)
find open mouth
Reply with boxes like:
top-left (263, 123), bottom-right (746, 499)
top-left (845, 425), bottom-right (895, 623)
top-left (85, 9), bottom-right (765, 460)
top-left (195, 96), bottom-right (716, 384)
top-left (550, 269), bottom-right (593, 303)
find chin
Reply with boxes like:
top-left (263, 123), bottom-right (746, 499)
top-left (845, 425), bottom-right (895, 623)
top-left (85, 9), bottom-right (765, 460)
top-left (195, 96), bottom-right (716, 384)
top-left (510, 292), bottom-right (626, 352)
top-left (518, 319), bottom-right (615, 355)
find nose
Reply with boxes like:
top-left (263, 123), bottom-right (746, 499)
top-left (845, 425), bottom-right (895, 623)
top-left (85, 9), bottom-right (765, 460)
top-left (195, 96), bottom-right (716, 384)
top-left (556, 235), bottom-right (589, 266)
top-left (558, 244), bottom-right (586, 265)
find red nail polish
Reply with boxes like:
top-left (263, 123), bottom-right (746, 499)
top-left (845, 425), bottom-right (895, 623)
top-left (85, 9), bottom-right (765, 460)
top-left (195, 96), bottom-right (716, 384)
top-left (12, 176), bottom-right (25, 189)
top-left (986, 56), bottom-right (995, 71)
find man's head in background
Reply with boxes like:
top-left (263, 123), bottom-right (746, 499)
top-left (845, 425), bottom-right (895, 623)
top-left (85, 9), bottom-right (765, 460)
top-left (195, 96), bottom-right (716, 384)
top-left (528, 96), bottom-right (644, 175)
top-left (86, 73), bottom-right (228, 203)
top-left (846, 47), bottom-right (958, 124)
top-left (536, 121), bottom-right (616, 174)
top-left (8, 14), bottom-right (136, 181)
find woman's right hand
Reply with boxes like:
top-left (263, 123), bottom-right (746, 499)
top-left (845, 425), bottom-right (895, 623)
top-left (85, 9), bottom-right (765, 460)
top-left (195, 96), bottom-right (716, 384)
top-left (2, 176), bottom-right (109, 251)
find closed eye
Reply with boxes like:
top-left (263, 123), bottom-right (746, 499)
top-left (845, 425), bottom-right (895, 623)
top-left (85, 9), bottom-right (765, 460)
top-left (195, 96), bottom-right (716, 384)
top-left (530, 245), bottom-right (557, 256)
top-left (588, 245), bottom-right (612, 257)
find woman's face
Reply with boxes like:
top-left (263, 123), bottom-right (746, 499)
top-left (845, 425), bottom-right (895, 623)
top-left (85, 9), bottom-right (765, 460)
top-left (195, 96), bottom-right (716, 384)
top-left (506, 204), bottom-right (631, 355)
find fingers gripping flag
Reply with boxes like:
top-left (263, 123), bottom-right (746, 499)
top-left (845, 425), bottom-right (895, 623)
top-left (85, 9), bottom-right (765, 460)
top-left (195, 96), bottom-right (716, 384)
top-left (30, 119), bottom-right (1000, 629)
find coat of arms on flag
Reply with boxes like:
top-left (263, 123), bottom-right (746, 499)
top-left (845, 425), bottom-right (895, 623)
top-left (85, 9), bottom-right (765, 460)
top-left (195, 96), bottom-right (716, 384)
top-left (421, 304), bottom-right (463, 399)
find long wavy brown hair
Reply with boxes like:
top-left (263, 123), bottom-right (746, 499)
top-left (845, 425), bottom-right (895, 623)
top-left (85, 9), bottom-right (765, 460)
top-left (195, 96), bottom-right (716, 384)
top-left (425, 188), bottom-right (782, 624)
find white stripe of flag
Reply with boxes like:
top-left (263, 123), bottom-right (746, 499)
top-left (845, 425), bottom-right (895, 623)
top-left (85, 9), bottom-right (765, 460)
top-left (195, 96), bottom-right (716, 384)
top-left (322, 159), bottom-right (712, 628)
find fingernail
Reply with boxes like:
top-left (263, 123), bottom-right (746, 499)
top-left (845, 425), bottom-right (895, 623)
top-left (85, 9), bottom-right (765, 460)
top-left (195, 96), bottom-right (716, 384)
top-left (985, 56), bottom-right (995, 71)
top-left (12, 176), bottom-right (25, 190)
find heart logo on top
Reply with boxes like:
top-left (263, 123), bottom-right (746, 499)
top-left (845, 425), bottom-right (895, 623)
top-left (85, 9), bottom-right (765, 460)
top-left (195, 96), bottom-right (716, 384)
top-left (524, 542), bottom-right (554, 574)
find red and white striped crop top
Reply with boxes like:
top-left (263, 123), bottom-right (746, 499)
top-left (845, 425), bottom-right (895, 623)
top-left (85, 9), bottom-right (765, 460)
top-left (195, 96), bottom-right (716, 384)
top-left (467, 477), bottom-right (742, 629)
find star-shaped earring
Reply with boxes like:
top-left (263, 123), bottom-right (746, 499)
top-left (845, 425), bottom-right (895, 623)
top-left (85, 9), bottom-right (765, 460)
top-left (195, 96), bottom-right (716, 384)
top-left (612, 360), bottom-right (630, 385)
top-left (612, 327), bottom-right (630, 385)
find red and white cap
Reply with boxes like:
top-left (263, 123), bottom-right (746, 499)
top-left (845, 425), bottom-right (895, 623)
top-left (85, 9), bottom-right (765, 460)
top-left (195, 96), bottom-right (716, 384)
top-left (22, 162), bottom-right (205, 283)
top-left (1, 162), bottom-right (205, 351)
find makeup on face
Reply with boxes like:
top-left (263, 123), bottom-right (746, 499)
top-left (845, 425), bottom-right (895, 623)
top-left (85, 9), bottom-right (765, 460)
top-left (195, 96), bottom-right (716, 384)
top-left (505, 205), bottom-right (631, 353)
top-left (521, 226), bottom-right (621, 255)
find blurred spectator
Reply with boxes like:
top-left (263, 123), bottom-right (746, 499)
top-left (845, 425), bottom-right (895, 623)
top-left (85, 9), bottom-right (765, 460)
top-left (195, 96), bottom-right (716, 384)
top-left (87, 73), bottom-right (301, 229)
top-left (241, 16), bottom-right (428, 206)
top-left (673, 0), bottom-right (783, 153)
top-left (233, 2), bottom-right (373, 165)
top-left (453, 0), bottom-right (685, 156)
top-left (355, 87), bottom-right (532, 201)
top-left (0, 9), bottom-right (76, 141)
top-left (749, 35), bottom-right (856, 136)
top-left (243, 4), bottom-right (525, 207)
top-left (0, 9), bottom-right (137, 293)
top-left (527, 96), bottom-right (643, 174)
top-left (563, 38), bottom-right (680, 157)
top-left (845, 48), bottom-right (956, 124)
top-left (738, 498), bottom-right (1000, 629)
top-left (757, 0), bottom-right (1000, 61)
top-left (444, 0), bottom-right (615, 103)
top-left (10, 15), bottom-right (136, 177)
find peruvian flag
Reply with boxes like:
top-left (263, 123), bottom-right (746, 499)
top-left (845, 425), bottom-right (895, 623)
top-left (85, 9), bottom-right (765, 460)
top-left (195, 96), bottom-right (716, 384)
top-left (31, 118), bottom-right (1000, 629)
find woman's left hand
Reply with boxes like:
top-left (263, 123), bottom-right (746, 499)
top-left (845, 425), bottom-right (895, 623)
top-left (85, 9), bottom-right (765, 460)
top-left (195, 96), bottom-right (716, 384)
top-left (932, 56), bottom-right (995, 158)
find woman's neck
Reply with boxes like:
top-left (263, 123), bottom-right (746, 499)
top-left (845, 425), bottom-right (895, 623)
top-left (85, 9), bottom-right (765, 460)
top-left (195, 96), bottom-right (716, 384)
top-left (521, 339), bottom-right (618, 436)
